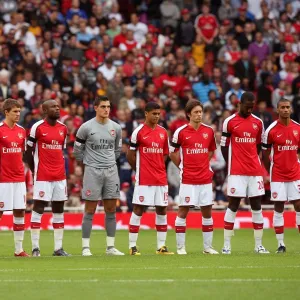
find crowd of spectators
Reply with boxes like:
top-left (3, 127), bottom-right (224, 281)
top-left (0, 0), bottom-right (299, 211)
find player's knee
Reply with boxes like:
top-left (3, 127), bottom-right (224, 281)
top-left (274, 202), bottom-right (284, 213)
top-left (178, 207), bottom-right (189, 219)
top-left (228, 203), bottom-right (239, 212)
top-left (250, 198), bottom-right (261, 211)
top-left (13, 209), bottom-right (25, 218)
top-left (52, 202), bottom-right (64, 214)
top-left (293, 201), bottom-right (300, 212)
top-left (156, 207), bottom-right (167, 215)
top-left (105, 207), bottom-right (116, 214)
top-left (33, 201), bottom-right (46, 214)
top-left (178, 211), bottom-right (187, 219)
top-left (84, 201), bottom-right (97, 214)
top-left (133, 205), bottom-right (144, 216)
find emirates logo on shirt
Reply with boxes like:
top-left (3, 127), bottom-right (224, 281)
top-left (139, 196), bottom-right (144, 202)
top-left (110, 130), bottom-right (116, 137)
top-left (185, 197), bottom-right (190, 203)
top-left (159, 133), bottom-right (165, 140)
top-left (0, 202), bottom-right (4, 208)
top-left (272, 192), bottom-right (278, 199)
top-left (86, 190), bottom-right (91, 197)
top-left (18, 133), bottom-right (24, 139)
top-left (230, 188), bottom-right (236, 194)
top-left (59, 130), bottom-right (64, 136)
top-left (203, 133), bottom-right (208, 139)
top-left (253, 123), bottom-right (258, 130)
top-left (39, 191), bottom-right (45, 198)
top-left (293, 130), bottom-right (298, 137)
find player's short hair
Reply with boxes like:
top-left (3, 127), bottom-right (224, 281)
top-left (145, 102), bottom-right (160, 112)
top-left (2, 98), bottom-right (21, 113)
top-left (240, 92), bottom-right (255, 103)
top-left (94, 95), bottom-right (110, 107)
top-left (185, 100), bottom-right (203, 120)
top-left (277, 98), bottom-right (291, 108)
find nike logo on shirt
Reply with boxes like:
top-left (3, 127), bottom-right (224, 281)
top-left (186, 137), bottom-right (191, 139)
top-left (42, 133), bottom-right (48, 136)
top-left (277, 134), bottom-right (282, 138)
top-left (2, 136), bottom-right (7, 138)
top-left (91, 133), bottom-right (96, 135)
top-left (143, 136), bottom-right (149, 139)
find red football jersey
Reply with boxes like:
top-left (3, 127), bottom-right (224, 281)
top-left (282, 52), bottom-right (297, 63)
top-left (170, 123), bottom-right (216, 185)
top-left (263, 120), bottom-right (300, 182)
top-left (220, 113), bottom-right (264, 176)
top-left (195, 14), bottom-right (218, 40)
top-left (130, 124), bottom-right (169, 186)
top-left (0, 122), bottom-right (26, 183)
top-left (27, 120), bottom-right (67, 181)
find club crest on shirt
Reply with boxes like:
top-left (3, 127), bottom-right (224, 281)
top-left (293, 130), bottom-right (298, 137)
top-left (272, 192), bottom-right (278, 199)
top-left (203, 133), bottom-right (208, 139)
top-left (160, 133), bottom-right (165, 140)
top-left (0, 202), bottom-right (4, 208)
top-left (185, 197), bottom-right (190, 203)
top-left (110, 129), bottom-right (116, 137)
top-left (18, 133), bottom-right (24, 139)
top-left (139, 196), bottom-right (144, 202)
top-left (59, 130), bottom-right (64, 136)
top-left (39, 191), bottom-right (45, 198)
top-left (230, 188), bottom-right (236, 194)
top-left (86, 190), bottom-right (91, 197)
top-left (253, 123), bottom-right (258, 130)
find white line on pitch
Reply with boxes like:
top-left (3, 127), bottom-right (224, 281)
top-left (0, 279), bottom-right (299, 283)
top-left (1, 265), bottom-right (300, 272)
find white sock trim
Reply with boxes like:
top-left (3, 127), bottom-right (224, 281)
top-left (156, 214), bottom-right (167, 225)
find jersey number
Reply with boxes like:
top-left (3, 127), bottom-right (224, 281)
top-left (257, 181), bottom-right (264, 190)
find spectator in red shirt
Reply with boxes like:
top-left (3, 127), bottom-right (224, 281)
top-left (280, 42), bottom-right (298, 70)
top-left (122, 52), bottom-right (135, 77)
top-left (168, 109), bottom-right (188, 134)
top-left (113, 23), bottom-right (127, 48)
top-left (194, 4), bottom-right (219, 46)
top-left (153, 65), bottom-right (186, 95)
top-left (119, 30), bottom-right (138, 53)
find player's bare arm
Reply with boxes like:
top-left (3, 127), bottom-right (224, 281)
top-left (262, 148), bottom-right (271, 171)
top-left (169, 151), bottom-right (180, 167)
top-left (221, 146), bottom-right (229, 164)
top-left (73, 122), bottom-right (88, 173)
top-left (257, 144), bottom-right (262, 155)
top-left (24, 145), bottom-right (35, 174)
top-left (126, 149), bottom-right (136, 171)
top-left (209, 151), bottom-right (215, 161)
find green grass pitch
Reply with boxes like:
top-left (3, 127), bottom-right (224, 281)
top-left (0, 229), bottom-right (300, 300)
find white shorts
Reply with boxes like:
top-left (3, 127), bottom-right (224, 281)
top-left (227, 175), bottom-right (265, 198)
top-left (33, 180), bottom-right (68, 201)
top-left (132, 185), bottom-right (168, 207)
top-left (271, 180), bottom-right (300, 201)
top-left (179, 183), bottom-right (213, 207)
top-left (0, 182), bottom-right (26, 211)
